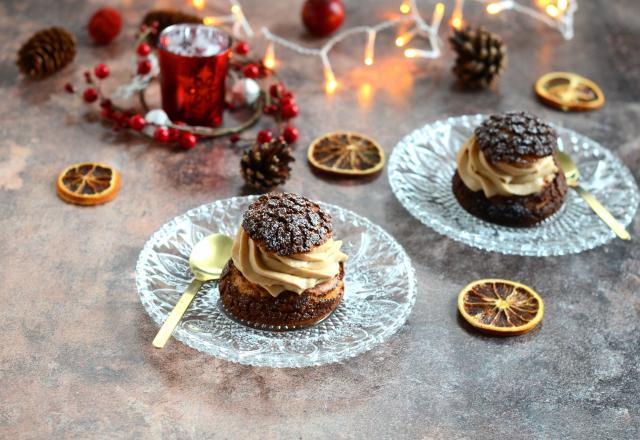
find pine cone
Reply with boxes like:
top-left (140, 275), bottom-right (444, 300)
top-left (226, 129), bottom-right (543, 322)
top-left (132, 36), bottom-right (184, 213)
top-left (449, 27), bottom-right (507, 89)
top-left (142, 10), bottom-right (203, 44)
top-left (17, 27), bottom-right (76, 79)
top-left (241, 139), bottom-right (294, 190)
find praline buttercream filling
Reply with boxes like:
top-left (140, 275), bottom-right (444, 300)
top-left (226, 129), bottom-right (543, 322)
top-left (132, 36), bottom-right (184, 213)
top-left (231, 227), bottom-right (348, 297)
top-left (457, 135), bottom-right (558, 198)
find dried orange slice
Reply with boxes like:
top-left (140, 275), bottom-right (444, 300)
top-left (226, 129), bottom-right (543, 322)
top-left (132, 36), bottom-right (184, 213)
top-left (307, 131), bottom-right (385, 176)
top-left (458, 279), bottom-right (544, 336)
top-left (56, 162), bottom-right (121, 206)
top-left (535, 71), bottom-right (604, 112)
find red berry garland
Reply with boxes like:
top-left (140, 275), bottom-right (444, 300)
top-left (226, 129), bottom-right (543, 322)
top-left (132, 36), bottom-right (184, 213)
top-left (88, 7), bottom-right (122, 45)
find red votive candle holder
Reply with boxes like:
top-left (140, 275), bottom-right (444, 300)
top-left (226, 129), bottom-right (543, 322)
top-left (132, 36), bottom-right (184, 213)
top-left (158, 24), bottom-right (231, 127)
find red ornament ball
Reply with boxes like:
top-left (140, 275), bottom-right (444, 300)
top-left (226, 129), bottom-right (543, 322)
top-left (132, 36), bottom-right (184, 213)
top-left (302, 0), bottom-right (345, 37)
top-left (88, 7), bottom-right (122, 45)
top-left (257, 130), bottom-right (273, 143)
top-left (94, 63), bottom-right (110, 79)
top-left (128, 115), bottom-right (146, 131)
top-left (137, 60), bottom-right (152, 75)
top-left (234, 41), bottom-right (250, 55)
top-left (83, 88), bottom-right (98, 103)
top-left (281, 104), bottom-right (299, 119)
top-left (180, 132), bottom-right (197, 149)
top-left (137, 43), bottom-right (152, 56)
top-left (283, 126), bottom-right (300, 143)
top-left (154, 127), bottom-right (170, 142)
top-left (242, 64), bottom-right (260, 79)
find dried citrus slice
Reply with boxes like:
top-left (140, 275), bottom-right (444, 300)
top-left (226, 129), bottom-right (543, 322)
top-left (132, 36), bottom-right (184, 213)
top-left (535, 71), bottom-right (604, 112)
top-left (56, 162), bottom-right (121, 206)
top-left (457, 279), bottom-right (544, 336)
top-left (307, 131), bottom-right (385, 176)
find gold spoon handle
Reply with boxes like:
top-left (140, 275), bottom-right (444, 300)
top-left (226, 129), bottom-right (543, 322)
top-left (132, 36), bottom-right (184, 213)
top-left (573, 185), bottom-right (630, 240)
top-left (152, 278), bottom-right (204, 348)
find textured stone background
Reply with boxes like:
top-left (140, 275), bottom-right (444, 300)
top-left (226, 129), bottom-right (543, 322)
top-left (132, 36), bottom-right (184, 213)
top-left (1, 0), bottom-right (639, 439)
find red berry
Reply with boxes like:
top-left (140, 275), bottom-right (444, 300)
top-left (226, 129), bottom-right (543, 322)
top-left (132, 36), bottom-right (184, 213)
top-left (129, 114), bottom-right (146, 131)
top-left (154, 127), bottom-right (170, 142)
top-left (279, 96), bottom-right (295, 108)
top-left (88, 7), bottom-right (122, 45)
top-left (100, 107), bottom-right (113, 119)
top-left (230, 134), bottom-right (241, 143)
top-left (94, 63), bottom-right (110, 79)
top-left (269, 83), bottom-right (284, 98)
top-left (302, 0), bottom-right (345, 37)
top-left (83, 88), bottom-right (98, 103)
top-left (242, 64), bottom-right (259, 79)
top-left (64, 83), bottom-right (75, 93)
top-left (234, 41), bottom-right (250, 55)
top-left (283, 126), bottom-right (300, 143)
top-left (180, 132), bottom-right (197, 149)
top-left (257, 130), bottom-right (273, 143)
top-left (84, 71), bottom-right (92, 83)
top-left (168, 128), bottom-right (180, 142)
top-left (281, 104), bottom-right (299, 119)
top-left (137, 60), bottom-right (152, 75)
top-left (137, 42), bottom-right (151, 56)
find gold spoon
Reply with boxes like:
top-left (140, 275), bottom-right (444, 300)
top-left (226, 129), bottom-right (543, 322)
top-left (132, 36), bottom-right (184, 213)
top-left (152, 233), bottom-right (233, 348)
top-left (556, 151), bottom-right (630, 240)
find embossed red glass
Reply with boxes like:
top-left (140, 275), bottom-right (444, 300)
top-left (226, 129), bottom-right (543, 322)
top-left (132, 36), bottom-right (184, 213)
top-left (158, 24), bottom-right (231, 127)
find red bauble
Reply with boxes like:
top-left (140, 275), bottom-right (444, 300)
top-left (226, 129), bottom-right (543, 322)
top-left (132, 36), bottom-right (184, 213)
top-left (257, 130), bottom-right (273, 143)
top-left (281, 104), bottom-right (299, 119)
top-left (283, 126), bottom-right (299, 143)
top-left (154, 127), bottom-right (170, 142)
top-left (128, 115), bottom-right (146, 131)
top-left (94, 63), bottom-right (110, 79)
top-left (180, 132), bottom-right (197, 149)
top-left (137, 43), bottom-right (152, 56)
top-left (234, 41), bottom-right (250, 55)
top-left (137, 60), bottom-right (152, 75)
top-left (83, 88), bottom-right (98, 103)
top-left (242, 64), bottom-right (260, 79)
top-left (302, 0), bottom-right (345, 37)
top-left (88, 7), bottom-right (122, 45)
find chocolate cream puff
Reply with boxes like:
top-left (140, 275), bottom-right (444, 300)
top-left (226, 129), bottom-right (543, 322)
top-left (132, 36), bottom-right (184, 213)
top-left (219, 192), bottom-right (348, 329)
top-left (452, 112), bottom-right (568, 227)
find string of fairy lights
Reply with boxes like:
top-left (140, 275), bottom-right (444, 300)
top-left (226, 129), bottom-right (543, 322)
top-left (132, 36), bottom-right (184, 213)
top-left (193, 0), bottom-right (577, 93)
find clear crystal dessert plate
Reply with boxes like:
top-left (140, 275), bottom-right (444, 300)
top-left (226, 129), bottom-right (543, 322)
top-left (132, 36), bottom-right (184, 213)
top-left (388, 114), bottom-right (639, 256)
top-left (136, 196), bottom-right (416, 368)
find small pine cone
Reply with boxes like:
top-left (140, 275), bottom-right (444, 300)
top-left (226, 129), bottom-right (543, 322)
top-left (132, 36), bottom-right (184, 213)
top-left (449, 27), bottom-right (507, 89)
top-left (241, 139), bottom-right (294, 190)
top-left (17, 27), bottom-right (76, 79)
top-left (142, 10), bottom-right (203, 44)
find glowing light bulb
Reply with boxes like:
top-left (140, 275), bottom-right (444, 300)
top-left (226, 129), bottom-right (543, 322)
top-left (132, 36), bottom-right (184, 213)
top-left (203, 16), bottom-right (219, 26)
top-left (364, 31), bottom-right (376, 66)
top-left (263, 42), bottom-right (276, 69)
top-left (431, 3), bottom-right (445, 29)
top-left (400, 0), bottom-right (411, 14)
top-left (487, 1), bottom-right (513, 14)
top-left (558, 0), bottom-right (568, 11)
top-left (192, 0), bottom-right (206, 10)
top-left (404, 48), bottom-right (417, 58)
top-left (230, 4), bottom-right (241, 14)
top-left (395, 29), bottom-right (416, 47)
top-left (546, 4), bottom-right (559, 17)
top-left (324, 68), bottom-right (338, 94)
top-left (450, 0), bottom-right (463, 29)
